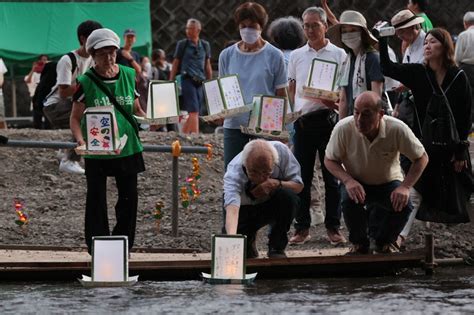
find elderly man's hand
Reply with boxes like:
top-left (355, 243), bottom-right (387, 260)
top-left (250, 179), bottom-right (279, 199)
top-left (390, 184), bottom-right (410, 212)
top-left (344, 178), bottom-right (365, 204)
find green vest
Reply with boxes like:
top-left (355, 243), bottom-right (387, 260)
top-left (77, 65), bottom-right (143, 159)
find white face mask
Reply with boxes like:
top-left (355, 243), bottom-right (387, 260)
top-left (240, 27), bottom-right (261, 44)
top-left (341, 31), bottom-right (362, 50)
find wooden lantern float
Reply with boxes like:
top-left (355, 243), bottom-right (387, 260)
top-left (202, 234), bottom-right (257, 284)
top-left (79, 236), bottom-right (138, 287)
top-left (75, 106), bottom-right (127, 155)
top-left (302, 58), bottom-right (340, 102)
top-left (241, 95), bottom-right (289, 140)
top-left (201, 74), bottom-right (250, 121)
top-left (135, 80), bottom-right (180, 124)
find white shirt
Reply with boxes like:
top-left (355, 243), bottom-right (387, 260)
top-left (403, 31), bottom-right (426, 64)
top-left (44, 51), bottom-right (94, 107)
top-left (288, 40), bottom-right (346, 115)
top-left (455, 26), bottom-right (474, 65)
top-left (0, 58), bottom-right (7, 95)
top-left (24, 72), bottom-right (41, 97)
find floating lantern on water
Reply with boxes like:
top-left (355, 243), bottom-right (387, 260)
top-left (202, 234), bottom-right (257, 284)
top-left (79, 236), bottom-right (138, 287)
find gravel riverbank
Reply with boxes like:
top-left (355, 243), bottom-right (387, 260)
top-left (0, 129), bottom-right (472, 260)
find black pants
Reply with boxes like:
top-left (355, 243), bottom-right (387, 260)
top-left (293, 110), bottom-right (341, 231)
top-left (341, 180), bottom-right (412, 248)
top-left (85, 171), bottom-right (138, 254)
top-left (237, 188), bottom-right (300, 251)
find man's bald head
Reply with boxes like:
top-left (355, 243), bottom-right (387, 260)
top-left (242, 139), bottom-right (279, 168)
top-left (353, 91), bottom-right (384, 141)
top-left (354, 91), bottom-right (384, 113)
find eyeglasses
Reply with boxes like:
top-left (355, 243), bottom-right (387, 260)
top-left (95, 49), bottom-right (117, 58)
top-left (303, 23), bottom-right (323, 30)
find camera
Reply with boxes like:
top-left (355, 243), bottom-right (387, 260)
top-left (372, 21), bottom-right (395, 38)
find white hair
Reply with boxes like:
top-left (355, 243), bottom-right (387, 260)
top-left (464, 12), bottom-right (474, 25)
top-left (302, 6), bottom-right (328, 25)
top-left (241, 139), bottom-right (279, 167)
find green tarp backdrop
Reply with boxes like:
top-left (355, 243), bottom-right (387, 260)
top-left (0, 0), bottom-right (151, 73)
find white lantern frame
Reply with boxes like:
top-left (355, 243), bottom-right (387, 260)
top-left (201, 74), bottom-right (250, 121)
top-left (303, 57), bottom-right (340, 101)
top-left (135, 80), bottom-right (180, 124)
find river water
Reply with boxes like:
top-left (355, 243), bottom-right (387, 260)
top-left (0, 267), bottom-right (472, 314)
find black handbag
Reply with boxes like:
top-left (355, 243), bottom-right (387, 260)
top-left (422, 68), bottom-right (462, 152)
top-left (84, 72), bottom-right (140, 137)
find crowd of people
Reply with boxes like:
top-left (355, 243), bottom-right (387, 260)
top-left (0, 0), bottom-right (472, 258)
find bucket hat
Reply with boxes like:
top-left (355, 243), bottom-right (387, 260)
top-left (327, 10), bottom-right (378, 48)
top-left (391, 10), bottom-right (425, 30)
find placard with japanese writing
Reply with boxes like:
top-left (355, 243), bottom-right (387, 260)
top-left (211, 234), bottom-right (246, 280)
top-left (84, 106), bottom-right (120, 152)
top-left (203, 79), bottom-right (226, 116)
top-left (307, 58), bottom-right (339, 91)
top-left (219, 75), bottom-right (245, 109)
top-left (202, 75), bottom-right (249, 121)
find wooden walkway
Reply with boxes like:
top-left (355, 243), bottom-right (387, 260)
top-left (0, 244), bottom-right (432, 281)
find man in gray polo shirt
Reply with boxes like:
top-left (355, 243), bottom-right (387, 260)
top-left (324, 91), bottom-right (428, 254)
top-left (224, 139), bottom-right (303, 258)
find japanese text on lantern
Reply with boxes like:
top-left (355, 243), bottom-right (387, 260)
top-left (86, 113), bottom-right (114, 151)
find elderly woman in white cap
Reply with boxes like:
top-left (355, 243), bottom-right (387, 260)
top-left (327, 10), bottom-right (384, 118)
top-left (70, 28), bottom-right (146, 254)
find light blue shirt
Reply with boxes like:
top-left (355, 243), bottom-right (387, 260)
top-left (219, 42), bottom-right (288, 129)
top-left (224, 141), bottom-right (303, 207)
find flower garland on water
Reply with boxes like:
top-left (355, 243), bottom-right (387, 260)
top-left (14, 199), bottom-right (29, 227)
top-left (181, 157), bottom-right (202, 208)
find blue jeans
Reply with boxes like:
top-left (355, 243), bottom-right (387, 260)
top-left (292, 111), bottom-right (341, 231)
top-left (341, 180), bottom-right (412, 248)
top-left (236, 188), bottom-right (300, 251)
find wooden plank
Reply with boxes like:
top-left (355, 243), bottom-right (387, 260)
top-left (0, 248), bottom-right (426, 281)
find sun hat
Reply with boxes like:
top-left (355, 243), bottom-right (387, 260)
top-left (327, 10), bottom-right (378, 48)
top-left (123, 28), bottom-right (136, 36)
top-left (86, 28), bottom-right (120, 54)
top-left (391, 10), bottom-right (425, 30)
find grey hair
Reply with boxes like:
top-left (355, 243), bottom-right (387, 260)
top-left (302, 6), bottom-right (327, 25)
top-left (187, 18), bottom-right (202, 29)
top-left (463, 11), bottom-right (474, 25)
top-left (267, 16), bottom-right (305, 50)
top-left (241, 139), bottom-right (279, 168)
